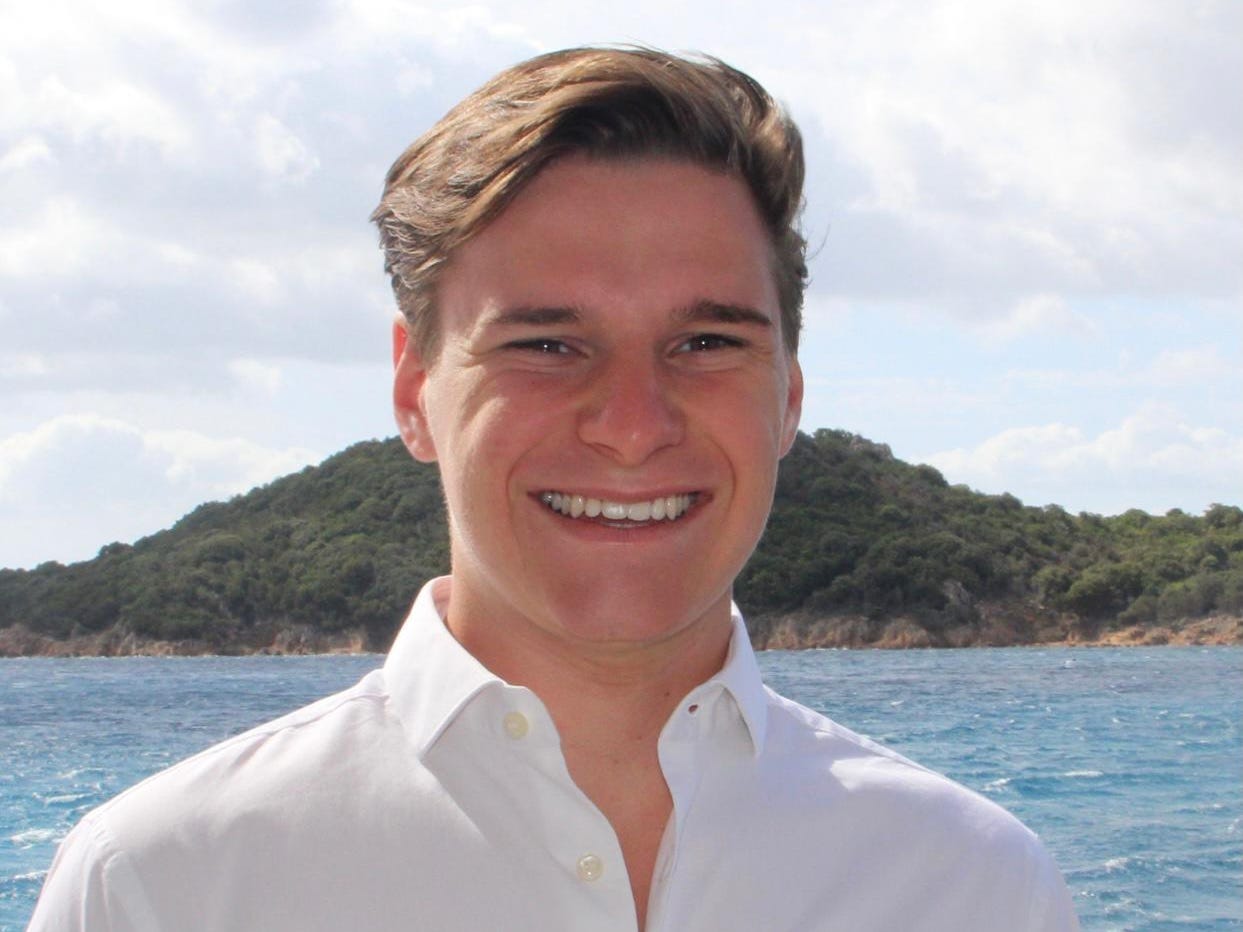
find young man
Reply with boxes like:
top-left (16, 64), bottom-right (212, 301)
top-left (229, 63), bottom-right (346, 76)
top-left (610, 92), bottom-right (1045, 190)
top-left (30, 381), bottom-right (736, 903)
top-left (31, 48), bottom-right (1079, 930)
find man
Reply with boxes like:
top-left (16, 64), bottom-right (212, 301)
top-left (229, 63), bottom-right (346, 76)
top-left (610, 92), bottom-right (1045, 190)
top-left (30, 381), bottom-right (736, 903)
top-left (30, 48), bottom-right (1079, 930)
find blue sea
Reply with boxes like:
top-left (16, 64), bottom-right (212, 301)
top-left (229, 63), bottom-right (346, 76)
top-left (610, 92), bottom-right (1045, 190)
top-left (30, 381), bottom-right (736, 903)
top-left (2, 646), bottom-right (1239, 930)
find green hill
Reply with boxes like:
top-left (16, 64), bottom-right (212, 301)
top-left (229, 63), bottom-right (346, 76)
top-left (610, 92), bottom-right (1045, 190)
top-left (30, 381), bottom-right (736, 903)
top-left (1, 430), bottom-right (1240, 655)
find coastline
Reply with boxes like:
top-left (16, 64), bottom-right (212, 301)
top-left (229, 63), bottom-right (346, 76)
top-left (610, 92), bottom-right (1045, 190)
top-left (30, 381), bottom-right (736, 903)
top-left (750, 610), bottom-right (1243, 650)
top-left (0, 623), bottom-right (372, 658)
top-left (2, 613), bottom-right (1239, 658)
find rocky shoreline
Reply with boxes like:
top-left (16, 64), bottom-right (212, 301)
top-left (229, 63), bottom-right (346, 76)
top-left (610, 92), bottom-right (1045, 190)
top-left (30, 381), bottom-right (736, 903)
top-left (0, 623), bottom-right (372, 658)
top-left (751, 612), bottom-right (1243, 650)
top-left (2, 613), bottom-right (1239, 658)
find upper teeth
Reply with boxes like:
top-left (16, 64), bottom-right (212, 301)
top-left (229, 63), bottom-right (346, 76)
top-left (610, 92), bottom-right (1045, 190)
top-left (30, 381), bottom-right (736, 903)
top-left (539, 492), bottom-right (696, 521)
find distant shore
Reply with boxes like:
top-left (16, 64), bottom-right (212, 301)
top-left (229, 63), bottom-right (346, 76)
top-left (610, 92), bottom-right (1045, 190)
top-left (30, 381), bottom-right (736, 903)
top-left (750, 611), bottom-right (1243, 650)
top-left (0, 624), bottom-right (371, 658)
top-left (1, 613), bottom-right (1239, 658)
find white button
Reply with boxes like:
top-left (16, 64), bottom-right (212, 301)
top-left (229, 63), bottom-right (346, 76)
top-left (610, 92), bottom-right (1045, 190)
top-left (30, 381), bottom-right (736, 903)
top-left (576, 853), bottom-right (604, 882)
top-left (502, 711), bottom-right (529, 739)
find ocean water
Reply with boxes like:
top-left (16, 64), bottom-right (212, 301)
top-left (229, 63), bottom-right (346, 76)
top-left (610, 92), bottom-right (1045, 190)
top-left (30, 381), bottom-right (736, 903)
top-left (2, 646), bottom-right (1239, 930)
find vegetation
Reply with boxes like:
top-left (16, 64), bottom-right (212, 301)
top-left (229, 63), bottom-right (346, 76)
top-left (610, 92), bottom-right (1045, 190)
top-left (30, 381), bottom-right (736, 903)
top-left (1, 430), bottom-right (1240, 654)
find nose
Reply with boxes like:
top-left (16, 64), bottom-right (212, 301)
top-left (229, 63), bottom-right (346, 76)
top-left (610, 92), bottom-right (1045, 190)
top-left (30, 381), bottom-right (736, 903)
top-left (577, 355), bottom-right (684, 465)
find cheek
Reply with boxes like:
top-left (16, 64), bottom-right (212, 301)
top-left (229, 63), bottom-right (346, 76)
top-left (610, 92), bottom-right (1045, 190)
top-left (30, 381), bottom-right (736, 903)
top-left (428, 376), bottom-right (565, 487)
top-left (695, 376), bottom-right (791, 451)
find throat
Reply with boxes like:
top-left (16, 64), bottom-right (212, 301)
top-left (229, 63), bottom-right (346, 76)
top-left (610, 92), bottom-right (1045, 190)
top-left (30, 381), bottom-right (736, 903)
top-left (560, 731), bottom-right (672, 932)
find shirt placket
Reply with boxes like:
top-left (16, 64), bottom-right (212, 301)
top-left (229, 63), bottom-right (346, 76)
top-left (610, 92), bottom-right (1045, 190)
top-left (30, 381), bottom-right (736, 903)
top-left (490, 686), bottom-right (640, 932)
top-left (644, 684), bottom-right (723, 932)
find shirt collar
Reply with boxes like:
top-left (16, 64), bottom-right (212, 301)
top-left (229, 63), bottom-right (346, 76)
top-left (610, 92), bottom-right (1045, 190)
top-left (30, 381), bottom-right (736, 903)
top-left (383, 576), bottom-right (503, 759)
top-left (709, 602), bottom-right (769, 758)
top-left (383, 576), bottom-right (770, 759)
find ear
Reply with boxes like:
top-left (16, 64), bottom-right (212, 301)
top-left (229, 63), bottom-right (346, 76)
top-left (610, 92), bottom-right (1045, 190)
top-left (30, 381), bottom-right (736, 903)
top-left (779, 355), bottom-right (803, 457)
top-left (392, 319), bottom-right (438, 463)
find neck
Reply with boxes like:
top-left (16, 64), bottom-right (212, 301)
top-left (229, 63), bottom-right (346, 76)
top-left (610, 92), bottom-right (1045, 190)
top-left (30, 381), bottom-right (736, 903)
top-left (445, 585), bottom-right (734, 743)
top-left (442, 577), bottom-right (735, 931)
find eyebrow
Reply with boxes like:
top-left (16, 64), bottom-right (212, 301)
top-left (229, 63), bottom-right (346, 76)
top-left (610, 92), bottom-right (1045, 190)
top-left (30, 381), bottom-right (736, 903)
top-left (481, 300), bottom-right (773, 329)
top-left (673, 300), bottom-right (774, 330)
top-left (485, 306), bottom-right (583, 327)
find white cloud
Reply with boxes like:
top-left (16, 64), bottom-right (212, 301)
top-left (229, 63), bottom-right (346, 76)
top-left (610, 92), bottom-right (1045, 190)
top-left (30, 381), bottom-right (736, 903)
top-left (0, 135), bottom-right (53, 173)
top-left (1004, 343), bottom-right (1239, 392)
top-left (333, 0), bottom-right (542, 56)
top-left (394, 58), bottom-right (435, 94)
top-left (143, 427), bottom-right (317, 491)
top-left (0, 354), bottom-right (52, 378)
top-left (34, 73), bottom-right (192, 157)
top-left (229, 358), bottom-right (283, 395)
top-left (924, 404), bottom-right (1243, 514)
top-left (0, 196), bottom-right (108, 279)
top-left (800, 295), bottom-right (855, 336)
top-left (1147, 346), bottom-right (1234, 386)
top-left (825, 375), bottom-right (988, 417)
top-left (979, 293), bottom-right (1100, 345)
top-left (254, 113), bottom-right (319, 182)
top-left (780, 0), bottom-right (1242, 307)
top-left (228, 257), bottom-right (286, 306)
top-left (0, 414), bottom-right (320, 568)
top-left (153, 241), bottom-right (202, 270)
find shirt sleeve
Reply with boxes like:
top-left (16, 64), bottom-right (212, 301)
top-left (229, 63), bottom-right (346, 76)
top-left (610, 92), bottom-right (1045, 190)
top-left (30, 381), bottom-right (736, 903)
top-left (27, 814), bottom-right (159, 932)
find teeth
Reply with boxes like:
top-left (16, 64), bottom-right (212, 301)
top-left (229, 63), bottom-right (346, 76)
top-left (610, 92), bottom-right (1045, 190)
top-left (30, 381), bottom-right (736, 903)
top-left (539, 491), bottom-right (696, 522)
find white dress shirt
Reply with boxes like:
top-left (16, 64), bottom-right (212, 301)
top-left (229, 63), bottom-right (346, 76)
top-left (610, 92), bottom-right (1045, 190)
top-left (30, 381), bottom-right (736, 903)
top-left (30, 576), bottom-right (1079, 931)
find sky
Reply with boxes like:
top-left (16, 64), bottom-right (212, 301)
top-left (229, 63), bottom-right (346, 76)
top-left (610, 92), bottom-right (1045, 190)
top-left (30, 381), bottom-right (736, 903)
top-left (1, 0), bottom-right (1240, 570)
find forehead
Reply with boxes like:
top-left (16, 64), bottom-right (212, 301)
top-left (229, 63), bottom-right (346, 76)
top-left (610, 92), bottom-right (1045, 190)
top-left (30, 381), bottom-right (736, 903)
top-left (437, 156), bottom-right (779, 328)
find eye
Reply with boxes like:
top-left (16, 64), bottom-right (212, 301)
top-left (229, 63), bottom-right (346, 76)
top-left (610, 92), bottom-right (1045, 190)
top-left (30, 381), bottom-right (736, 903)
top-left (508, 338), bottom-right (571, 354)
top-left (676, 333), bottom-right (744, 353)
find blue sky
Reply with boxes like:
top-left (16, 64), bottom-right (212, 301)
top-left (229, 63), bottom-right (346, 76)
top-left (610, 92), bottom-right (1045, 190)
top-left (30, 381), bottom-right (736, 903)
top-left (1, 0), bottom-right (1240, 569)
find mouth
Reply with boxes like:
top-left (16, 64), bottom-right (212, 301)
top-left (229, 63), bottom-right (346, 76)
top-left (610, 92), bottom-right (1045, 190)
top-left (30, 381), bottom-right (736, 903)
top-left (538, 491), bottom-right (700, 525)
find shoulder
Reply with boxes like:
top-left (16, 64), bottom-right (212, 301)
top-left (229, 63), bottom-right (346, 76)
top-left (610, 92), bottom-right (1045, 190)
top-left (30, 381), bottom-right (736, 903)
top-left (759, 684), bottom-right (1051, 857)
top-left (31, 670), bottom-right (406, 930)
top-left (741, 688), bottom-right (1078, 928)
top-left (765, 684), bottom-right (983, 784)
top-left (86, 668), bottom-right (402, 846)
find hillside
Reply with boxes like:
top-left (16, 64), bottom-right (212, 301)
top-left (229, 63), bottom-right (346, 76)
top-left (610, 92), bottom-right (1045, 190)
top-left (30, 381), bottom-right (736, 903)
top-left (1, 430), bottom-right (1240, 655)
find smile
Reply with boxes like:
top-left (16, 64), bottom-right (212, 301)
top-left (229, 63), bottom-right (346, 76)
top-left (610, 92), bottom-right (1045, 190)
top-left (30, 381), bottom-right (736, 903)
top-left (538, 491), bottom-right (698, 522)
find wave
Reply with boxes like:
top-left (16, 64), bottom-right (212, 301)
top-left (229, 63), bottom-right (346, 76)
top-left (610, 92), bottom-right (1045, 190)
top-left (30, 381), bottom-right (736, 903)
top-left (8, 827), bottom-right (62, 847)
top-left (39, 792), bottom-right (93, 805)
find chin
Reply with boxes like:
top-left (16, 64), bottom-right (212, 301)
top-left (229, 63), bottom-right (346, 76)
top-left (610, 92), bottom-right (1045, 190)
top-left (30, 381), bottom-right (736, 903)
top-left (545, 579), bottom-right (731, 647)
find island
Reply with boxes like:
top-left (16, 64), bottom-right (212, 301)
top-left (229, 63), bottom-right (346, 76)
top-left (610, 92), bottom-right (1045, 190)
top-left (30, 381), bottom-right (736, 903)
top-left (2, 430), bottom-right (1239, 656)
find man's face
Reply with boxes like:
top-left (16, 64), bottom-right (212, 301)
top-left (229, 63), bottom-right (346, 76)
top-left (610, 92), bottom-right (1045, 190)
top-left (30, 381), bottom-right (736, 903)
top-left (394, 156), bottom-right (802, 654)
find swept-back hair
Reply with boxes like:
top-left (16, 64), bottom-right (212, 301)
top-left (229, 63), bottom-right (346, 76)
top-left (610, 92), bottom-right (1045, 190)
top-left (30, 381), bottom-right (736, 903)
top-left (372, 46), bottom-right (807, 355)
